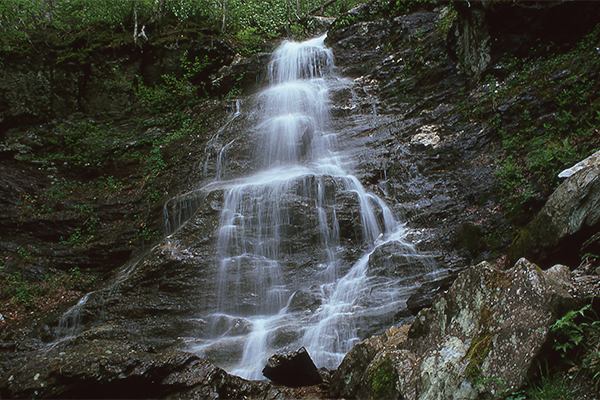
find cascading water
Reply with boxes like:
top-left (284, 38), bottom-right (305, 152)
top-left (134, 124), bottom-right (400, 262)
top-left (189, 35), bottom-right (435, 379)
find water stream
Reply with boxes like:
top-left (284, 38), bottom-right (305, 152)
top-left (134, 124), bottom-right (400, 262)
top-left (188, 35), bottom-right (436, 380)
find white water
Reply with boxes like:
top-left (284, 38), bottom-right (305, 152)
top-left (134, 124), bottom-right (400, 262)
top-left (190, 35), bottom-right (434, 379)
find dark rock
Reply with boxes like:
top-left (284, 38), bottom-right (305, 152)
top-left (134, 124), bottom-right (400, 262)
top-left (406, 270), bottom-right (459, 315)
top-left (367, 241), bottom-right (425, 278)
top-left (262, 347), bottom-right (323, 387)
top-left (581, 232), bottom-right (600, 267)
top-left (286, 289), bottom-right (322, 312)
top-left (449, 0), bottom-right (600, 79)
top-left (210, 52), bottom-right (271, 97)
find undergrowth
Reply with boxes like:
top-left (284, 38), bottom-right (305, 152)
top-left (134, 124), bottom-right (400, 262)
top-left (1, 267), bottom-right (98, 308)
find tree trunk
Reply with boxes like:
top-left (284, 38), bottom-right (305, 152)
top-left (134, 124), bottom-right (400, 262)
top-left (308, 0), bottom-right (339, 16)
top-left (221, 0), bottom-right (227, 34)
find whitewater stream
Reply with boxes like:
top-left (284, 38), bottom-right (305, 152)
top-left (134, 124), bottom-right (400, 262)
top-left (187, 35), bottom-right (436, 380)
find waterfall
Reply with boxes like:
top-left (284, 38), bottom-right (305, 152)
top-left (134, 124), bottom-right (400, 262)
top-left (190, 35), bottom-right (435, 380)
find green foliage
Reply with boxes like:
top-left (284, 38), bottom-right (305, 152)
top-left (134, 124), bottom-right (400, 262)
top-left (138, 224), bottom-right (160, 243)
top-left (542, 303), bottom-right (600, 393)
top-left (134, 50), bottom-right (209, 115)
top-left (330, 14), bottom-right (356, 32)
top-left (0, 267), bottom-right (99, 308)
top-left (496, 156), bottom-right (526, 193)
top-left (1, 266), bottom-right (98, 308)
top-left (45, 267), bottom-right (98, 292)
top-left (381, 0), bottom-right (435, 16)
top-left (135, 75), bottom-right (194, 114)
top-left (145, 146), bottom-right (167, 176)
top-left (17, 247), bottom-right (33, 264)
top-left (436, 4), bottom-right (456, 34)
top-left (503, 364), bottom-right (573, 400)
top-left (1, 0), bottom-right (367, 51)
top-left (235, 27), bottom-right (263, 55)
top-left (42, 120), bottom-right (126, 168)
top-left (59, 204), bottom-right (99, 247)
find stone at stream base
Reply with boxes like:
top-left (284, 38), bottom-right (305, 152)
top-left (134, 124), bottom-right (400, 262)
top-left (262, 347), bottom-right (323, 387)
top-left (330, 258), bottom-right (583, 400)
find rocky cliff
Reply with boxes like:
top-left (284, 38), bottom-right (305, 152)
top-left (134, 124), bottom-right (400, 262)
top-left (1, 0), bottom-right (599, 398)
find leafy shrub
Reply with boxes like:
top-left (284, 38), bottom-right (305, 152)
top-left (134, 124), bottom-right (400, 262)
top-left (550, 303), bottom-right (600, 387)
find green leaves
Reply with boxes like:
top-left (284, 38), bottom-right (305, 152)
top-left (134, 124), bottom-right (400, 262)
top-left (1, 0), bottom-right (369, 49)
top-left (550, 303), bottom-right (600, 389)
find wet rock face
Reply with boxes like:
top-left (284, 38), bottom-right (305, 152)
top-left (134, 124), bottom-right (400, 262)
top-left (326, 6), bottom-right (507, 271)
top-left (406, 270), bottom-right (459, 315)
top-left (509, 165), bottom-right (600, 268)
top-left (330, 258), bottom-right (580, 400)
top-left (450, 0), bottom-right (490, 79)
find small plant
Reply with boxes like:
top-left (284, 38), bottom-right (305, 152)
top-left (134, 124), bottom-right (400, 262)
top-left (3, 272), bottom-right (38, 307)
top-left (97, 176), bottom-right (123, 191)
top-left (550, 303), bottom-right (600, 390)
top-left (436, 4), bottom-right (457, 34)
top-left (17, 247), bottom-right (32, 263)
top-left (138, 225), bottom-right (159, 243)
top-left (330, 14), bottom-right (356, 32)
top-left (235, 27), bottom-right (262, 55)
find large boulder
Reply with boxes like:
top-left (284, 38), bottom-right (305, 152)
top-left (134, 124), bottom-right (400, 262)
top-left (330, 258), bottom-right (579, 399)
top-left (508, 165), bottom-right (600, 268)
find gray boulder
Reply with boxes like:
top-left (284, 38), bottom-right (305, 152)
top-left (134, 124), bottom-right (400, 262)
top-left (330, 258), bottom-right (579, 399)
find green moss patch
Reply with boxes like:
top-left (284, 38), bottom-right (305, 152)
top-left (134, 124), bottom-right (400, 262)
top-left (369, 356), bottom-right (397, 399)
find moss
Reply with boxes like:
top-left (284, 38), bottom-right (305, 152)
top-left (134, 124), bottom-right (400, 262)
top-left (466, 333), bottom-right (494, 379)
top-left (369, 357), bottom-right (397, 399)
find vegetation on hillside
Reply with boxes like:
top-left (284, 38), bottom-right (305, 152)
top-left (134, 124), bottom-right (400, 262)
top-left (0, 0), bottom-right (365, 51)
